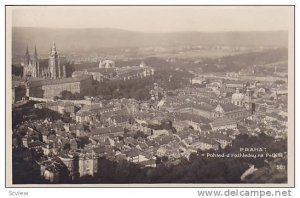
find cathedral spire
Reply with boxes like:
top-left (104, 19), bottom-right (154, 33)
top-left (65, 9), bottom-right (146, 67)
top-left (30, 45), bottom-right (40, 78)
top-left (34, 45), bottom-right (38, 58)
top-left (26, 45), bottom-right (29, 56)
top-left (25, 45), bottom-right (30, 65)
top-left (50, 42), bottom-right (57, 56)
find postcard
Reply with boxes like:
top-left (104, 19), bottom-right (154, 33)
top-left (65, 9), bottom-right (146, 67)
top-left (5, 5), bottom-right (295, 187)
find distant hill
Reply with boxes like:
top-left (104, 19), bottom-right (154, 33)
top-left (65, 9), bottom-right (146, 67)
top-left (12, 27), bottom-right (288, 55)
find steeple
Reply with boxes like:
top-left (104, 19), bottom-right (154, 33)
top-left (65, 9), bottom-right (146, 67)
top-left (50, 42), bottom-right (57, 56)
top-left (34, 45), bottom-right (38, 59)
top-left (25, 45), bottom-right (30, 65)
top-left (48, 42), bottom-right (60, 79)
top-left (26, 45), bottom-right (29, 56)
top-left (32, 45), bottom-right (39, 78)
top-left (246, 88), bottom-right (252, 102)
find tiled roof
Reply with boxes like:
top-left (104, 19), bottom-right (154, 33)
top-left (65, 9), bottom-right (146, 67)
top-left (200, 124), bottom-right (212, 131)
top-left (85, 67), bottom-right (116, 73)
top-left (126, 149), bottom-right (140, 158)
top-left (175, 112), bottom-right (206, 123)
top-left (211, 117), bottom-right (236, 127)
top-left (179, 102), bottom-right (214, 111)
top-left (197, 136), bottom-right (218, 145)
top-left (219, 103), bottom-right (243, 112)
top-left (91, 126), bottom-right (123, 135)
top-left (112, 114), bottom-right (130, 123)
top-left (206, 132), bottom-right (232, 141)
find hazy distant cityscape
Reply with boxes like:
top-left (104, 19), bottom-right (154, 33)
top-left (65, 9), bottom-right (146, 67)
top-left (10, 6), bottom-right (290, 185)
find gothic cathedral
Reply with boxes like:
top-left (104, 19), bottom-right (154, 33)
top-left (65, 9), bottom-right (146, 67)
top-left (23, 43), bottom-right (66, 79)
top-left (23, 46), bottom-right (39, 78)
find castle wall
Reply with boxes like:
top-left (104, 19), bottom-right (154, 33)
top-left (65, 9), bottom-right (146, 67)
top-left (27, 76), bottom-right (93, 99)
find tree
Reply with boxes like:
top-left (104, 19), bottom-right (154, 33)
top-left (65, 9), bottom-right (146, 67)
top-left (59, 91), bottom-right (84, 100)
top-left (53, 96), bottom-right (60, 100)
top-left (133, 131), bottom-right (148, 139)
top-left (63, 143), bottom-right (71, 150)
top-left (275, 80), bottom-right (285, 85)
top-left (60, 90), bottom-right (73, 100)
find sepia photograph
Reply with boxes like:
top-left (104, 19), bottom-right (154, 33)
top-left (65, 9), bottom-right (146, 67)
top-left (5, 5), bottom-right (295, 187)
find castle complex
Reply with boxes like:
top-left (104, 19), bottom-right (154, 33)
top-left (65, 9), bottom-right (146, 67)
top-left (21, 43), bottom-right (92, 99)
top-left (26, 75), bottom-right (93, 99)
top-left (23, 43), bottom-right (67, 79)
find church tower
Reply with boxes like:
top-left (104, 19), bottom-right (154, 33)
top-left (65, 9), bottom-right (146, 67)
top-left (245, 88), bottom-right (254, 114)
top-left (32, 46), bottom-right (39, 78)
top-left (24, 46), bottom-right (30, 66)
top-left (232, 88), bottom-right (244, 107)
top-left (23, 45), bottom-right (37, 78)
top-left (48, 42), bottom-right (60, 79)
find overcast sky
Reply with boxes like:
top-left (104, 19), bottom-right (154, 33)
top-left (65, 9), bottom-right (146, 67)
top-left (11, 6), bottom-right (293, 32)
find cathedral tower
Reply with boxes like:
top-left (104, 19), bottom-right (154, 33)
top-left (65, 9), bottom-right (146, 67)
top-left (23, 45), bottom-right (39, 78)
top-left (32, 46), bottom-right (39, 78)
top-left (48, 42), bottom-right (60, 79)
top-left (24, 46), bottom-right (30, 66)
